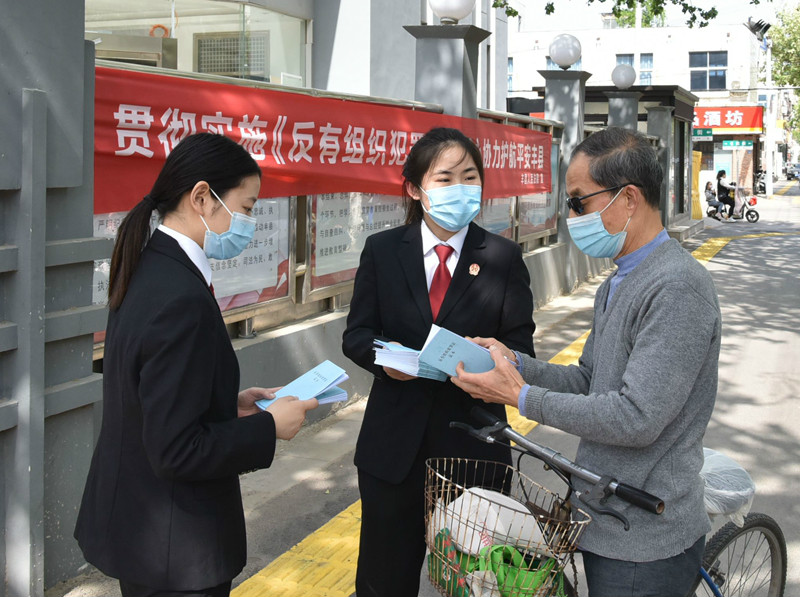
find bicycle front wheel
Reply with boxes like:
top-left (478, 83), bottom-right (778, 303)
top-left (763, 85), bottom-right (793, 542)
top-left (693, 512), bottom-right (786, 597)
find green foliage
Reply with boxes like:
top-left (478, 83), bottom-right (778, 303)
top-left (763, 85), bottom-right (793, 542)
top-left (770, 4), bottom-right (800, 87)
top-left (492, 1), bottom-right (519, 18)
top-left (770, 5), bottom-right (800, 144)
top-left (526, 0), bottom-right (763, 28)
top-left (613, 0), bottom-right (667, 27)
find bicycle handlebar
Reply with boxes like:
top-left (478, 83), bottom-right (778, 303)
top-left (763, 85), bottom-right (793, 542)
top-left (459, 406), bottom-right (664, 516)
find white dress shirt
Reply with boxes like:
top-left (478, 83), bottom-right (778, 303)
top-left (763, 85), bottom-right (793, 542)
top-left (420, 220), bottom-right (468, 291)
top-left (157, 224), bottom-right (213, 287)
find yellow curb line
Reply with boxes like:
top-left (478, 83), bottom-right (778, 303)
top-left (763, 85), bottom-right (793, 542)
top-left (234, 231), bottom-right (800, 597)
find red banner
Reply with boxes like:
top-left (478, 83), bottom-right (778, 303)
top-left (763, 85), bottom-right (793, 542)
top-left (693, 106), bottom-right (763, 134)
top-left (94, 67), bottom-right (551, 214)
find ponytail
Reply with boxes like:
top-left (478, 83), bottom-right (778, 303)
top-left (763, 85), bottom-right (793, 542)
top-left (107, 198), bottom-right (156, 311)
top-left (106, 133), bottom-right (261, 311)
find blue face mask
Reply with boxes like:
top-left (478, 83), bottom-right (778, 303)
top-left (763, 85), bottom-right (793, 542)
top-left (420, 184), bottom-right (482, 232)
top-left (566, 187), bottom-right (631, 259)
top-left (201, 188), bottom-right (257, 260)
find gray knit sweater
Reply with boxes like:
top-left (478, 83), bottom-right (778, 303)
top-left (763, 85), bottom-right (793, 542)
top-left (521, 239), bottom-right (720, 562)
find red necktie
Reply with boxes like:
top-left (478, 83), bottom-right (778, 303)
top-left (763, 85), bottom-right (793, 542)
top-left (429, 244), bottom-right (454, 320)
top-left (209, 283), bottom-right (215, 297)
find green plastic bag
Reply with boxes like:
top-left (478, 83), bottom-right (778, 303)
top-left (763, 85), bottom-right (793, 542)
top-left (428, 528), bottom-right (479, 597)
top-left (477, 544), bottom-right (565, 597)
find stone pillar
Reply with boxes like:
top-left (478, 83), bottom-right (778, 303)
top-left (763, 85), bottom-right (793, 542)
top-left (646, 106), bottom-right (676, 223)
top-left (605, 91), bottom-right (642, 131)
top-left (404, 24), bottom-right (491, 118)
top-left (539, 70), bottom-right (592, 241)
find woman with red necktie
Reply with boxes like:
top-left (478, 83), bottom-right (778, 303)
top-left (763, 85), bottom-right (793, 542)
top-left (342, 127), bottom-right (536, 597)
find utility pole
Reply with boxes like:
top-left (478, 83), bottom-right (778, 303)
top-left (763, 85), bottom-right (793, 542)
top-left (745, 17), bottom-right (773, 196)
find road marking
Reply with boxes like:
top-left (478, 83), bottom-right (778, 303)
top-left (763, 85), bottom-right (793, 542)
top-left (233, 231), bottom-right (800, 597)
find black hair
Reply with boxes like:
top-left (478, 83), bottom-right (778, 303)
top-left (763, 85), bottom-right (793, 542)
top-left (572, 127), bottom-right (662, 209)
top-left (401, 127), bottom-right (484, 224)
top-left (108, 133), bottom-right (261, 310)
top-left (716, 169), bottom-right (727, 180)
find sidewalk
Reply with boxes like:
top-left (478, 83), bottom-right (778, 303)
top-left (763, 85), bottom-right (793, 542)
top-left (46, 275), bottom-right (606, 597)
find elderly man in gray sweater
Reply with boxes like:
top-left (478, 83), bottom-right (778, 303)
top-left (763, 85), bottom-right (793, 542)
top-left (454, 127), bottom-right (720, 597)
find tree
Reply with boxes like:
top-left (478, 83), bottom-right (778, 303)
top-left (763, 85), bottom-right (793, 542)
top-left (769, 4), bottom-right (800, 143)
top-left (492, 0), bottom-right (763, 28)
top-left (770, 5), bottom-right (800, 87)
top-left (613, 0), bottom-right (667, 27)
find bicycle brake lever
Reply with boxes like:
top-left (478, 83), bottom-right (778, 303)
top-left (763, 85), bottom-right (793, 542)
top-left (449, 421), bottom-right (508, 443)
top-left (577, 475), bottom-right (631, 531)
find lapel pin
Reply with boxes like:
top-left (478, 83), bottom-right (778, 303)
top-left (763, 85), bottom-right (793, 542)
top-left (469, 263), bottom-right (480, 276)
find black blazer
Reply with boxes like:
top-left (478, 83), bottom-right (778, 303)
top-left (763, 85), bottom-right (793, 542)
top-left (75, 230), bottom-right (277, 590)
top-left (343, 222), bottom-right (535, 484)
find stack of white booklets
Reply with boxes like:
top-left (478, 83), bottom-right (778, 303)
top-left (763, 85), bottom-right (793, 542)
top-left (373, 340), bottom-right (448, 381)
top-left (373, 325), bottom-right (495, 381)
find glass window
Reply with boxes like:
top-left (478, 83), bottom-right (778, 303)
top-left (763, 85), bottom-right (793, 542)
top-left (616, 54), bottom-right (634, 66)
top-left (546, 57), bottom-right (582, 71)
top-left (689, 51), bottom-right (726, 91)
top-left (640, 53), bottom-right (653, 85)
top-left (690, 71), bottom-right (708, 90)
top-left (689, 52), bottom-right (708, 68)
top-left (709, 51), bottom-right (728, 67)
top-left (85, 0), bottom-right (307, 86)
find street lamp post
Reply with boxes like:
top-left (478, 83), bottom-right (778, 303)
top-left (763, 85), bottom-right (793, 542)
top-left (405, 0), bottom-right (489, 118)
top-left (745, 17), bottom-right (773, 196)
top-left (606, 64), bottom-right (641, 131)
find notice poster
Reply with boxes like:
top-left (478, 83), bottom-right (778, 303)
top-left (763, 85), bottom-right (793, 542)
top-left (310, 193), bottom-right (404, 289)
top-left (92, 198), bottom-right (291, 310)
top-left (518, 193), bottom-right (557, 238)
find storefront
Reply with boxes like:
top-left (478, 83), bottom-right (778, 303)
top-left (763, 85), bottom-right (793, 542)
top-left (692, 105), bottom-right (764, 192)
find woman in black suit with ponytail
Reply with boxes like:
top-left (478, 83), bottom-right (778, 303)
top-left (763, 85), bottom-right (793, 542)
top-left (75, 133), bottom-right (317, 597)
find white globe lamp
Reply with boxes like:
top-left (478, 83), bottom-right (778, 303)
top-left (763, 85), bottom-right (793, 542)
top-left (429, 0), bottom-right (476, 24)
top-left (612, 64), bottom-right (637, 89)
top-left (548, 34), bottom-right (582, 70)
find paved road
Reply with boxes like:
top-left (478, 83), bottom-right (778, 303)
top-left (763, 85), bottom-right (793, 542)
top-left (48, 180), bottom-right (800, 597)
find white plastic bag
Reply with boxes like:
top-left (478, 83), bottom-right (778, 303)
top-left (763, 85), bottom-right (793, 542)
top-left (428, 487), bottom-right (549, 556)
top-left (700, 448), bottom-right (755, 527)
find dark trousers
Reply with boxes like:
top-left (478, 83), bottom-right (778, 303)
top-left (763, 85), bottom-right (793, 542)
top-left (355, 448), bottom-right (428, 597)
top-left (582, 535), bottom-right (704, 597)
top-left (119, 580), bottom-right (232, 597)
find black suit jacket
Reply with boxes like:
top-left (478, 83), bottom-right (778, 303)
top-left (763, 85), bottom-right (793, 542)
top-left (75, 230), bottom-right (277, 590)
top-left (343, 222), bottom-right (535, 484)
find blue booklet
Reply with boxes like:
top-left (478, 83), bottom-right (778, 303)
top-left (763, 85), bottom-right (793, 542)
top-left (373, 340), bottom-right (448, 381)
top-left (256, 360), bottom-right (349, 410)
top-left (418, 325), bottom-right (495, 377)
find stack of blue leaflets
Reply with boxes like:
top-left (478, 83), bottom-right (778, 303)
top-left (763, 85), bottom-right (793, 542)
top-left (255, 360), bottom-right (349, 410)
top-left (373, 325), bottom-right (495, 381)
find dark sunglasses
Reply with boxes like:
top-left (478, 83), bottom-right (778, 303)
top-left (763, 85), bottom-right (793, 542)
top-left (566, 183), bottom-right (640, 215)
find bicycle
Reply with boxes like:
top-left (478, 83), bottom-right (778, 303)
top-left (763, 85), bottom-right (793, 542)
top-left (424, 406), bottom-right (786, 597)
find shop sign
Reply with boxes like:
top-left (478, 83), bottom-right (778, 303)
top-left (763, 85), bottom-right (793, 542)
top-left (722, 140), bottom-right (754, 148)
top-left (693, 106), bottom-right (763, 135)
top-left (692, 128), bottom-right (713, 141)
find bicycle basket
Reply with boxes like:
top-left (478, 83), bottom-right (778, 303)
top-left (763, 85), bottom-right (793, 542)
top-left (425, 458), bottom-right (590, 597)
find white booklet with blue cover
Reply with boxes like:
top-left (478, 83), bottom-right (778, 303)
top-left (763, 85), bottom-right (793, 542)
top-left (373, 340), bottom-right (448, 381)
top-left (418, 325), bottom-right (495, 377)
top-left (256, 360), bottom-right (348, 410)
